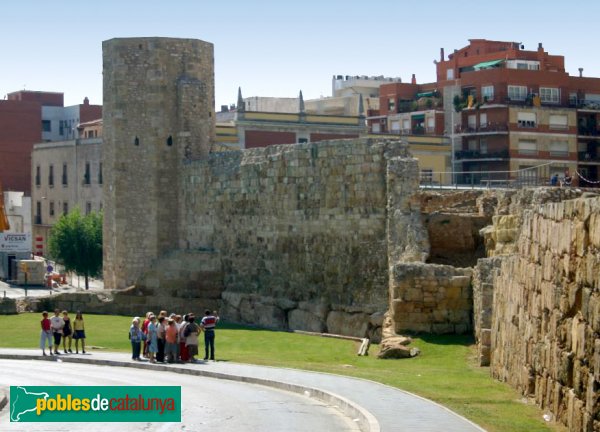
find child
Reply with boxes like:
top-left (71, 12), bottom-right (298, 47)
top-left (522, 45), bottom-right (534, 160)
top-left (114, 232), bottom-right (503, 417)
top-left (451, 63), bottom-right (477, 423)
top-left (62, 310), bottom-right (73, 353)
top-left (73, 311), bottom-right (86, 354)
top-left (40, 311), bottom-right (53, 356)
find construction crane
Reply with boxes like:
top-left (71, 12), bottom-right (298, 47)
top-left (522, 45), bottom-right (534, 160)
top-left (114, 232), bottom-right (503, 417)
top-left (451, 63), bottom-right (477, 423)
top-left (0, 180), bottom-right (9, 231)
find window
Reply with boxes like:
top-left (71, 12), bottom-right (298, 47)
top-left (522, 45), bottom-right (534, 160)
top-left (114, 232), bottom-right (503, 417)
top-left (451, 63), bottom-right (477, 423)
top-left (35, 166), bottom-right (41, 186)
top-left (540, 87), bottom-right (560, 104)
top-left (62, 163), bottom-right (68, 186)
top-left (518, 139), bottom-right (538, 155)
top-left (420, 169), bottom-right (433, 182)
top-left (468, 139), bottom-right (477, 151)
top-left (42, 120), bottom-right (51, 132)
top-left (63, 202), bottom-right (69, 215)
top-left (426, 117), bottom-right (435, 132)
top-left (48, 164), bottom-right (54, 187)
top-left (508, 85), bottom-right (527, 101)
top-left (59, 120), bottom-right (64, 136)
top-left (391, 121), bottom-right (400, 132)
top-left (402, 119), bottom-right (410, 132)
top-left (480, 138), bottom-right (488, 154)
top-left (549, 115), bottom-right (568, 129)
top-left (388, 98), bottom-right (396, 112)
top-left (98, 162), bottom-right (103, 185)
top-left (447, 69), bottom-right (454, 80)
top-left (36, 201), bottom-right (42, 224)
top-left (371, 123), bottom-right (381, 133)
top-left (49, 201), bottom-right (55, 217)
top-left (482, 85), bottom-right (494, 101)
top-left (549, 141), bottom-right (569, 157)
top-left (298, 138), bottom-right (308, 144)
top-left (517, 62), bottom-right (528, 70)
top-left (468, 115), bottom-right (476, 129)
top-left (84, 162), bottom-right (91, 185)
top-left (569, 93), bottom-right (578, 106)
top-left (517, 112), bottom-right (537, 128)
top-left (85, 202), bottom-right (92, 215)
top-left (480, 113), bottom-right (488, 128)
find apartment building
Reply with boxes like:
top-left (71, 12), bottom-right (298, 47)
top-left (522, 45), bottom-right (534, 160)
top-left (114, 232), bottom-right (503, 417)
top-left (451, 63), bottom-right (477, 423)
top-left (30, 120), bottom-right (103, 256)
top-left (370, 39), bottom-right (600, 186)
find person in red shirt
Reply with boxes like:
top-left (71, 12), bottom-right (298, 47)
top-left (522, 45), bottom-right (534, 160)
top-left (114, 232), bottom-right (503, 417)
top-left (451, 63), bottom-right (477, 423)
top-left (200, 310), bottom-right (219, 361)
top-left (40, 311), bottom-right (53, 356)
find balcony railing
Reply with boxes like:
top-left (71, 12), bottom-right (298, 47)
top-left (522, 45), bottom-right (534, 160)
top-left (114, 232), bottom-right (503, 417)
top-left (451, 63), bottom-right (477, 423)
top-left (578, 127), bottom-right (600, 137)
top-left (578, 152), bottom-right (600, 162)
top-left (455, 123), bottom-right (509, 134)
top-left (574, 100), bottom-right (600, 110)
top-left (454, 149), bottom-right (509, 160)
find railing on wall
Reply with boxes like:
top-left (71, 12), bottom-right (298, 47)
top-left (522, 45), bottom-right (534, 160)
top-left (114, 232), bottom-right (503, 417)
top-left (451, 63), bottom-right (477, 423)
top-left (419, 162), bottom-right (556, 189)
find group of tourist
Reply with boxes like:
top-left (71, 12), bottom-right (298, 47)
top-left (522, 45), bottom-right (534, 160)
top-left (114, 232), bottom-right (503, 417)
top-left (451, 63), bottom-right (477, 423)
top-left (40, 309), bottom-right (86, 356)
top-left (129, 309), bottom-right (219, 364)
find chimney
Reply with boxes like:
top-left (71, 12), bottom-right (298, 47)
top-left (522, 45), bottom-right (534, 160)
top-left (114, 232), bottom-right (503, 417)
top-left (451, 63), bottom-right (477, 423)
top-left (579, 68), bottom-right (584, 77)
top-left (83, 97), bottom-right (89, 105)
top-left (538, 42), bottom-right (543, 51)
top-left (440, 48), bottom-right (445, 62)
top-left (411, 74), bottom-right (416, 85)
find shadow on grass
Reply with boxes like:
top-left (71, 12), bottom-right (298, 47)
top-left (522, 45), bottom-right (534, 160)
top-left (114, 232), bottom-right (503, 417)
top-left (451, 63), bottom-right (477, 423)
top-left (218, 321), bottom-right (281, 331)
top-left (415, 333), bottom-right (475, 346)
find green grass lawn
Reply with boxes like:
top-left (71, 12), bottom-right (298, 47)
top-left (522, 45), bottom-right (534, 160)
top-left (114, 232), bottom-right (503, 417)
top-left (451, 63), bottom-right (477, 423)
top-left (0, 313), bottom-right (565, 432)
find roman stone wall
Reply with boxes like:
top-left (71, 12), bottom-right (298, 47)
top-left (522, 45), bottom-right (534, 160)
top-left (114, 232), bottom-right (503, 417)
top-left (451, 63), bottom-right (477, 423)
top-left (103, 37), bottom-right (215, 290)
top-left (390, 263), bottom-right (472, 334)
top-left (490, 196), bottom-right (600, 431)
top-left (472, 256), bottom-right (503, 366)
top-left (175, 138), bottom-right (427, 339)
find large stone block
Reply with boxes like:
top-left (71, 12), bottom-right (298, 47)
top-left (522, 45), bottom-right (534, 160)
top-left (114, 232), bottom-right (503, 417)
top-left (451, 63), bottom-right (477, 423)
top-left (326, 311), bottom-right (370, 338)
top-left (288, 309), bottom-right (326, 333)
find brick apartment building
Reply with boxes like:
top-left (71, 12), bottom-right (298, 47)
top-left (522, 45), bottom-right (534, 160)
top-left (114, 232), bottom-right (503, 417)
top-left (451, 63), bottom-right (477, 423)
top-left (370, 39), bottom-right (600, 186)
top-left (0, 91), bottom-right (101, 195)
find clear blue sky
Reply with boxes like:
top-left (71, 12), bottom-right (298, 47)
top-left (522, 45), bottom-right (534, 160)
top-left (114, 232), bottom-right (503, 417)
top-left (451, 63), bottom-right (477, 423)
top-left (1, 0), bottom-right (598, 109)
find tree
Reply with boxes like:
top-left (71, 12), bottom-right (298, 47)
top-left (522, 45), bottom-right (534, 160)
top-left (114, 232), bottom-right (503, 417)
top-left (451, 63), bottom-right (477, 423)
top-left (48, 208), bottom-right (102, 290)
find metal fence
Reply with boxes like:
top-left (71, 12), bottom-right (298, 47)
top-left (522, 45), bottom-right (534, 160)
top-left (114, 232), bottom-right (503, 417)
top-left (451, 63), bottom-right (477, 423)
top-left (420, 162), bottom-right (555, 189)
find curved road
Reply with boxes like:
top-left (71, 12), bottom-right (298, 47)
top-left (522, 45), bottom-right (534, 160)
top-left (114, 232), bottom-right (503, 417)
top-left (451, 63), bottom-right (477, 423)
top-left (0, 360), bottom-right (359, 432)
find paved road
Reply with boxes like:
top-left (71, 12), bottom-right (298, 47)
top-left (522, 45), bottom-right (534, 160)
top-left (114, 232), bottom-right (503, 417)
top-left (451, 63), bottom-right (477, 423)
top-left (0, 349), bottom-right (486, 431)
top-left (0, 359), bottom-right (359, 432)
top-left (0, 277), bottom-right (103, 300)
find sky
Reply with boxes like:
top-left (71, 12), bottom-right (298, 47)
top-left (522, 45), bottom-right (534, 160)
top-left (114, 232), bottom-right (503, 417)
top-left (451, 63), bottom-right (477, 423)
top-left (1, 0), bottom-right (599, 109)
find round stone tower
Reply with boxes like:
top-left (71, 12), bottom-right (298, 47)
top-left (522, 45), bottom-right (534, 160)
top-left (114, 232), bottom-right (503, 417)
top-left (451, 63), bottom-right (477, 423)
top-left (102, 37), bottom-right (215, 289)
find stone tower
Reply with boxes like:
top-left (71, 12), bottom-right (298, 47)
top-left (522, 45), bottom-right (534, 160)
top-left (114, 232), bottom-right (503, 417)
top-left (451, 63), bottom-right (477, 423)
top-left (102, 37), bottom-right (215, 289)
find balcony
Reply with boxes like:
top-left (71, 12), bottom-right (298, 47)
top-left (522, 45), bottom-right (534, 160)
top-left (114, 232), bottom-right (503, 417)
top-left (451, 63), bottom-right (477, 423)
top-left (573, 100), bottom-right (600, 111)
top-left (455, 123), bottom-right (508, 135)
top-left (578, 127), bottom-right (600, 137)
top-left (578, 152), bottom-right (600, 163)
top-left (454, 149), bottom-right (509, 160)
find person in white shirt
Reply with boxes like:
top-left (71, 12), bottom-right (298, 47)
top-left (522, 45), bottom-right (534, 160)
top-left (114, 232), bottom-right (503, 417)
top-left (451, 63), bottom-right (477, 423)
top-left (50, 309), bottom-right (65, 355)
